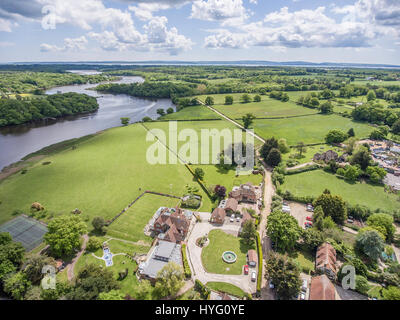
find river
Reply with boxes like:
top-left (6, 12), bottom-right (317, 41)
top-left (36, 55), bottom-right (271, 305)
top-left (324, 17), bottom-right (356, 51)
top-left (0, 72), bottom-right (175, 171)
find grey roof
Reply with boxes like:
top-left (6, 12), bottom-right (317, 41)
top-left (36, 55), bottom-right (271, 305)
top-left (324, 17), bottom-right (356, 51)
top-left (139, 240), bottom-right (182, 279)
top-left (155, 240), bottom-right (176, 260)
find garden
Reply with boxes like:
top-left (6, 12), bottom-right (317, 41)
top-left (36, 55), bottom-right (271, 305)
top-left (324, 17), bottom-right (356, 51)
top-left (201, 229), bottom-right (254, 275)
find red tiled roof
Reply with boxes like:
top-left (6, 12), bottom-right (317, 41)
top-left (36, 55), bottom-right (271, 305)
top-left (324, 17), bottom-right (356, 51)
top-left (316, 243), bottom-right (337, 274)
top-left (309, 275), bottom-right (336, 300)
top-left (247, 249), bottom-right (257, 263)
top-left (211, 207), bottom-right (226, 221)
top-left (225, 198), bottom-right (238, 212)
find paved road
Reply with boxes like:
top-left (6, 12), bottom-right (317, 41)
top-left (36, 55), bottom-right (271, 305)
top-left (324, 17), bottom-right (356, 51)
top-left (259, 169), bottom-right (276, 300)
top-left (186, 216), bottom-right (256, 294)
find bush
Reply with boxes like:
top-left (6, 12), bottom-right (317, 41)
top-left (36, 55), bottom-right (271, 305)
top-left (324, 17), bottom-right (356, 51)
top-left (285, 164), bottom-right (321, 175)
top-left (86, 236), bottom-right (103, 252)
top-left (194, 279), bottom-right (210, 299)
top-left (181, 244), bottom-right (192, 279)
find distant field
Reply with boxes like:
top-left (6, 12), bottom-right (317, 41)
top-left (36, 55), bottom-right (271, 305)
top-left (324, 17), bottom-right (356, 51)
top-left (196, 93), bottom-right (317, 119)
top-left (281, 170), bottom-right (400, 212)
top-left (160, 105), bottom-right (221, 120)
top-left (353, 80), bottom-right (400, 87)
top-left (246, 114), bottom-right (373, 145)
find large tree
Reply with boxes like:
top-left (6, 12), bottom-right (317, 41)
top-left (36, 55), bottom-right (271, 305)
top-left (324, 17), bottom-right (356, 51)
top-left (266, 210), bottom-right (301, 252)
top-left (241, 220), bottom-right (257, 245)
top-left (355, 229), bottom-right (385, 261)
top-left (242, 113), bottom-right (256, 129)
top-left (67, 264), bottom-right (120, 300)
top-left (0, 234), bottom-right (25, 281)
top-left (265, 253), bottom-right (301, 300)
top-left (260, 137), bottom-right (279, 160)
top-left (44, 215), bottom-right (87, 257)
top-left (154, 262), bottom-right (185, 298)
top-left (3, 272), bottom-right (31, 300)
top-left (367, 213), bottom-right (395, 241)
top-left (313, 192), bottom-right (347, 225)
top-left (22, 254), bottom-right (56, 284)
top-left (350, 146), bottom-right (371, 171)
top-left (266, 148), bottom-right (282, 167)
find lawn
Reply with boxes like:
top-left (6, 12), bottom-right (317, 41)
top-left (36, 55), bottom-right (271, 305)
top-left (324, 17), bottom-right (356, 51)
top-left (289, 247), bottom-right (314, 274)
top-left (107, 193), bottom-right (180, 244)
top-left (206, 282), bottom-right (247, 298)
top-left (0, 123), bottom-right (210, 226)
top-left (247, 114), bottom-right (374, 146)
top-left (160, 105), bottom-right (222, 120)
top-left (73, 237), bottom-right (151, 298)
top-left (283, 144), bottom-right (343, 166)
top-left (201, 229), bottom-right (254, 275)
top-left (281, 170), bottom-right (400, 212)
top-left (191, 165), bottom-right (262, 192)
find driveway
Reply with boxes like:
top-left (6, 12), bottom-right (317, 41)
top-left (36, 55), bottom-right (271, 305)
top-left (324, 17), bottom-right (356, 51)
top-left (334, 285), bottom-right (369, 300)
top-left (288, 202), bottom-right (312, 229)
top-left (186, 216), bottom-right (256, 294)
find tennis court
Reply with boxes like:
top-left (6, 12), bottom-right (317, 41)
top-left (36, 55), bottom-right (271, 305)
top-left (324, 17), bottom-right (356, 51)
top-left (0, 215), bottom-right (48, 251)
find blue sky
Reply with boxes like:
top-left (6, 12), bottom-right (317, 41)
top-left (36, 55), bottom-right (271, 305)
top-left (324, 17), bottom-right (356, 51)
top-left (0, 0), bottom-right (399, 64)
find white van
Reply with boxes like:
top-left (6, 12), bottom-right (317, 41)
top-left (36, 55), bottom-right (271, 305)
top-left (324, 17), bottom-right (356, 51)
top-left (251, 271), bottom-right (256, 282)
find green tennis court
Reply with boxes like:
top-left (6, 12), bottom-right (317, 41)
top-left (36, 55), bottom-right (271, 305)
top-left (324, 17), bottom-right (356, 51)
top-left (0, 215), bottom-right (47, 251)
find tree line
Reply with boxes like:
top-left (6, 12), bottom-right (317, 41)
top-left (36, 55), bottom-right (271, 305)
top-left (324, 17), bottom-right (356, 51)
top-left (0, 93), bottom-right (99, 127)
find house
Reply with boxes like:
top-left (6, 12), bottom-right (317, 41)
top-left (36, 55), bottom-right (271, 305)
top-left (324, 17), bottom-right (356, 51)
top-left (309, 275), bottom-right (336, 300)
top-left (229, 183), bottom-right (257, 203)
top-left (316, 243), bottom-right (337, 280)
top-left (225, 198), bottom-right (238, 214)
top-left (241, 209), bottom-right (254, 227)
top-left (151, 207), bottom-right (190, 243)
top-left (247, 249), bottom-right (257, 267)
top-left (138, 240), bottom-right (182, 282)
top-left (210, 207), bottom-right (226, 225)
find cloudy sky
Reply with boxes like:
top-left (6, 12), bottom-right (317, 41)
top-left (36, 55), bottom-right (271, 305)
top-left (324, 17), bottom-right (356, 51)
top-left (0, 0), bottom-right (399, 64)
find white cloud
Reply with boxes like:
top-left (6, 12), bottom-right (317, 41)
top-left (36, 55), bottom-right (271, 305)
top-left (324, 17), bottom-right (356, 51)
top-left (191, 0), bottom-right (249, 26)
top-left (40, 36), bottom-right (88, 52)
top-left (37, 0), bottom-right (192, 55)
top-left (204, 4), bottom-right (391, 49)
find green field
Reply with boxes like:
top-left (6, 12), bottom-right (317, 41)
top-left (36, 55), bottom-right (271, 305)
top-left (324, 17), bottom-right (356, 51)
top-left (0, 123), bottom-right (213, 226)
top-left (281, 170), bottom-right (400, 212)
top-left (247, 114), bottom-right (374, 145)
top-left (196, 93), bottom-right (317, 119)
top-left (107, 194), bottom-right (180, 244)
top-left (201, 229), bottom-right (254, 275)
top-left (160, 105), bottom-right (222, 120)
top-left (206, 282), bottom-right (247, 297)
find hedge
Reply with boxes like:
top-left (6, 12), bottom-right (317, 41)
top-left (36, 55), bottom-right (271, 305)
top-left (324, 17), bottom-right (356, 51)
top-left (256, 232), bottom-right (263, 296)
top-left (195, 279), bottom-right (211, 299)
top-left (285, 164), bottom-right (322, 175)
top-left (277, 189), bottom-right (315, 204)
top-left (185, 163), bottom-right (212, 198)
top-left (181, 244), bottom-right (192, 279)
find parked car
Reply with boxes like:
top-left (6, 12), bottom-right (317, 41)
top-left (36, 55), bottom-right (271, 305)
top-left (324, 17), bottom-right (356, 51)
top-left (347, 219), bottom-right (354, 224)
top-left (300, 292), bottom-right (306, 300)
top-left (236, 216), bottom-right (240, 222)
top-left (269, 281), bottom-right (274, 289)
top-left (302, 279), bottom-right (308, 292)
top-left (306, 216), bottom-right (313, 221)
top-left (244, 265), bottom-right (249, 275)
top-left (251, 271), bottom-right (256, 282)
top-left (230, 214), bottom-right (235, 222)
top-left (306, 204), bottom-right (314, 212)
